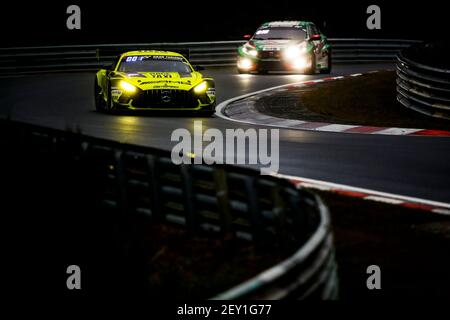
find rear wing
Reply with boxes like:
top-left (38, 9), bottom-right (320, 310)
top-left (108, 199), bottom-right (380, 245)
top-left (96, 47), bottom-right (191, 69)
top-left (146, 48), bottom-right (191, 61)
top-left (169, 48), bottom-right (190, 61)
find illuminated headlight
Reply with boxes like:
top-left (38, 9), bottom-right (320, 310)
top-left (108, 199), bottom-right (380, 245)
top-left (284, 45), bottom-right (306, 60)
top-left (238, 58), bottom-right (253, 70)
top-left (243, 45), bottom-right (258, 57)
top-left (292, 57), bottom-right (308, 69)
top-left (119, 81), bottom-right (137, 94)
top-left (194, 81), bottom-right (208, 93)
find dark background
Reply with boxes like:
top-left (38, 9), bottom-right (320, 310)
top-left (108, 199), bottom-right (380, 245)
top-left (1, 0), bottom-right (448, 46)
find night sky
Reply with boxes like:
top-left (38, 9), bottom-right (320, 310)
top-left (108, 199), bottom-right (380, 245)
top-left (1, 0), bottom-right (448, 46)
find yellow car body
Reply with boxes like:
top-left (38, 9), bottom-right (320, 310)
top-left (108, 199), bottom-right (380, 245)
top-left (94, 50), bottom-right (216, 115)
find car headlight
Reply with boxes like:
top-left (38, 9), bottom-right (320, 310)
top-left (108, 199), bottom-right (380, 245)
top-left (292, 57), bottom-right (308, 69)
top-left (194, 81), bottom-right (208, 93)
top-left (243, 45), bottom-right (258, 57)
top-left (284, 45), bottom-right (306, 60)
top-left (238, 58), bottom-right (253, 69)
top-left (119, 81), bottom-right (137, 94)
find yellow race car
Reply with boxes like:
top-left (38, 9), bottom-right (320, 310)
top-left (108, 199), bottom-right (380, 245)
top-left (94, 50), bottom-right (216, 115)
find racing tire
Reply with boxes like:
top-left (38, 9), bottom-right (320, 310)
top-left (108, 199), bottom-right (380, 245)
top-left (94, 78), bottom-right (106, 112)
top-left (105, 82), bottom-right (114, 114)
top-left (237, 68), bottom-right (249, 74)
top-left (320, 53), bottom-right (332, 74)
top-left (257, 69), bottom-right (268, 75)
top-left (195, 105), bottom-right (216, 117)
top-left (196, 110), bottom-right (215, 117)
top-left (304, 53), bottom-right (316, 75)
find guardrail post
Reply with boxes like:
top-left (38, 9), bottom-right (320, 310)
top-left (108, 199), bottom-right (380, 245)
top-left (272, 185), bottom-right (290, 248)
top-left (145, 154), bottom-right (163, 220)
top-left (212, 167), bottom-right (232, 234)
top-left (114, 149), bottom-right (129, 215)
top-left (180, 164), bottom-right (197, 230)
top-left (286, 189), bottom-right (310, 244)
top-left (243, 176), bottom-right (263, 242)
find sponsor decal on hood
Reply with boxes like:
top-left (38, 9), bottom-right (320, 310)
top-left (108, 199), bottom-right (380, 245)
top-left (251, 39), bottom-right (305, 51)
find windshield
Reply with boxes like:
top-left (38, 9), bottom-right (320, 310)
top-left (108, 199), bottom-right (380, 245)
top-left (253, 27), bottom-right (307, 40)
top-left (118, 55), bottom-right (193, 73)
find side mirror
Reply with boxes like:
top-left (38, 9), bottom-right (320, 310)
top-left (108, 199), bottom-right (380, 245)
top-left (243, 34), bottom-right (252, 40)
top-left (309, 34), bottom-right (321, 41)
top-left (194, 65), bottom-right (205, 71)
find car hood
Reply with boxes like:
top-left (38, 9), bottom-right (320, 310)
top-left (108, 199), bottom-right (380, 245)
top-left (250, 39), bottom-right (306, 50)
top-left (113, 71), bottom-right (203, 90)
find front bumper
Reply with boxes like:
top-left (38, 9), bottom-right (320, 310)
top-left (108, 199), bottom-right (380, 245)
top-left (237, 52), bottom-right (312, 72)
top-left (111, 88), bottom-right (216, 111)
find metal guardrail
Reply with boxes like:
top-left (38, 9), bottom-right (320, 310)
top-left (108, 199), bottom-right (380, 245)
top-left (0, 118), bottom-right (338, 300)
top-left (396, 51), bottom-right (450, 120)
top-left (0, 39), bottom-right (419, 74)
top-left (214, 197), bottom-right (336, 299)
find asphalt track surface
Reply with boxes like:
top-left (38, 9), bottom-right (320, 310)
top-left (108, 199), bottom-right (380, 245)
top-left (1, 63), bottom-right (449, 203)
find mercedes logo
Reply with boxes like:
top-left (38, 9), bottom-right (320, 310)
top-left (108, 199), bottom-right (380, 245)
top-left (161, 90), bottom-right (171, 103)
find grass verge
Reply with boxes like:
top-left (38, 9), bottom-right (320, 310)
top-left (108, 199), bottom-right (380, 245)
top-left (313, 190), bottom-right (450, 299)
top-left (256, 71), bottom-right (450, 130)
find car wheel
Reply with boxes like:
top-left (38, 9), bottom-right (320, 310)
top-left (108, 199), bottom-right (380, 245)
top-left (238, 68), bottom-right (249, 74)
top-left (195, 103), bottom-right (216, 117)
top-left (197, 110), bottom-right (215, 117)
top-left (320, 52), bottom-right (332, 74)
top-left (257, 69), bottom-right (268, 75)
top-left (197, 104), bottom-right (216, 117)
top-left (304, 53), bottom-right (316, 75)
top-left (105, 82), bottom-right (114, 113)
top-left (94, 78), bottom-right (106, 112)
